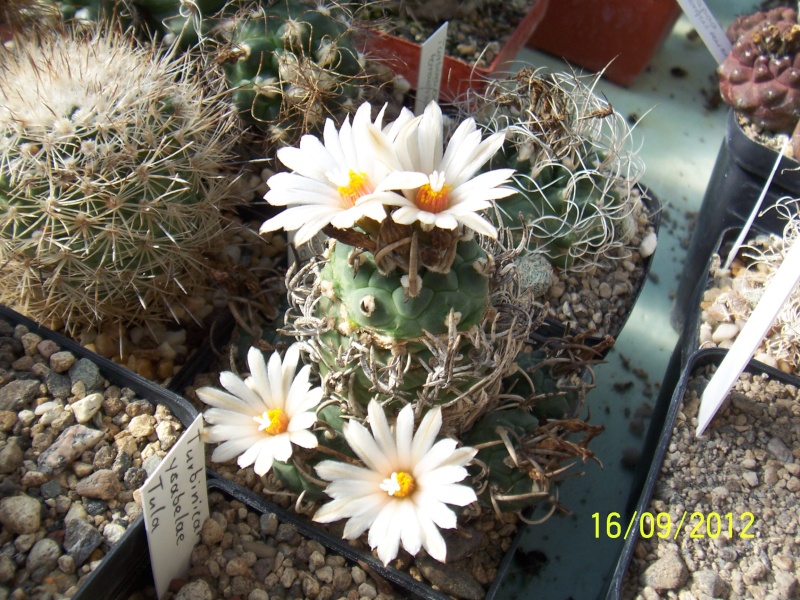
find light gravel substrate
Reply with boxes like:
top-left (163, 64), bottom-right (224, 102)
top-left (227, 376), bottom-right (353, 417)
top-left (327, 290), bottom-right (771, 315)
top-left (0, 315), bottom-right (185, 599)
top-left (623, 362), bottom-right (800, 599)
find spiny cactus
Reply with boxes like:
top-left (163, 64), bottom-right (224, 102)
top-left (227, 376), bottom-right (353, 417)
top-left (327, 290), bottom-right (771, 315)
top-left (718, 7), bottom-right (800, 134)
top-left (0, 26), bottom-right (240, 334)
top-left (471, 67), bottom-right (645, 275)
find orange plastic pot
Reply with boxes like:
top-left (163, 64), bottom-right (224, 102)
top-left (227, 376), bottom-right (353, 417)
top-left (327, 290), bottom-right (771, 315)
top-left (355, 0), bottom-right (549, 101)
top-left (527, 0), bottom-right (681, 86)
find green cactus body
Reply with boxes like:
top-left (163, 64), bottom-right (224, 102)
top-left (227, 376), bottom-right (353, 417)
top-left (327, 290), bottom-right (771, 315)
top-left (0, 29), bottom-right (239, 333)
top-left (220, 1), bottom-right (363, 134)
top-left (495, 149), bottom-right (631, 270)
top-left (314, 239), bottom-right (490, 406)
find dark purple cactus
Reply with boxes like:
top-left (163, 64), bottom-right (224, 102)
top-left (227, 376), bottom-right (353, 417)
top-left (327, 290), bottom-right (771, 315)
top-left (718, 8), bottom-right (800, 133)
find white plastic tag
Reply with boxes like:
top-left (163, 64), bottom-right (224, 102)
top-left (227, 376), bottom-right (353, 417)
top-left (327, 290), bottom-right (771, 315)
top-left (415, 22), bottom-right (449, 114)
top-left (141, 415), bottom-right (209, 599)
top-left (675, 0), bottom-right (732, 64)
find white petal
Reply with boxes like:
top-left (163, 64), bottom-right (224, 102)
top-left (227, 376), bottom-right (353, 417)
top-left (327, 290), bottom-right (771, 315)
top-left (344, 420), bottom-right (392, 474)
top-left (293, 210), bottom-right (341, 245)
top-left (411, 406), bottom-right (442, 464)
top-left (237, 438), bottom-right (271, 470)
top-left (368, 400), bottom-right (397, 465)
top-left (202, 408), bottom-right (254, 427)
top-left (455, 211), bottom-right (498, 238)
top-left (195, 387), bottom-right (253, 414)
top-left (398, 501), bottom-right (422, 557)
top-left (219, 371), bottom-right (265, 411)
top-left (414, 492), bottom-right (458, 529)
top-left (284, 364), bottom-right (313, 413)
top-left (210, 435), bottom-right (262, 463)
top-left (315, 459), bottom-right (381, 484)
top-left (269, 434), bottom-right (294, 462)
top-left (390, 205), bottom-right (423, 225)
top-left (440, 117), bottom-right (478, 175)
top-left (342, 502), bottom-right (384, 539)
top-left (418, 510), bottom-right (448, 563)
top-left (455, 130), bottom-right (508, 184)
top-left (395, 405), bottom-right (414, 462)
top-left (414, 438), bottom-right (457, 476)
top-left (417, 465), bottom-right (469, 487)
top-left (428, 483), bottom-right (478, 507)
top-left (432, 213), bottom-right (459, 230)
top-left (287, 428), bottom-right (318, 449)
top-left (287, 410), bottom-right (317, 432)
top-left (370, 502), bottom-right (403, 565)
top-left (375, 170), bottom-right (430, 193)
top-left (204, 424), bottom-right (258, 444)
top-left (441, 127), bottom-right (482, 184)
top-left (247, 347), bottom-right (273, 408)
top-left (252, 444), bottom-right (276, 476)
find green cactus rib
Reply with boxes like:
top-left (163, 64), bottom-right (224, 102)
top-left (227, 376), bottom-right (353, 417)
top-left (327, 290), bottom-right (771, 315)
top-left (221, 1), bottom-right (363, 128)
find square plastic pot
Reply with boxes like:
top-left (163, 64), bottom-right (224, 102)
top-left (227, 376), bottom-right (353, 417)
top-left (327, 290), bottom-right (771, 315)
top-left (672, 109), bottom-right (800, 332)
top-left (354, 0), bottom-right (549, 101)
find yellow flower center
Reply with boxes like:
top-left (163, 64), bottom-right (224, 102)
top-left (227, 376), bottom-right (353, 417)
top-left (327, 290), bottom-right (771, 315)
top-left (337, 170), bottom-right (373, 207)
top-left (380, 471), bottom-right (416, 498)
top-left (415, 172), bottom-right (452, 214)
top-left (253, 408), bottom-right (289, 435)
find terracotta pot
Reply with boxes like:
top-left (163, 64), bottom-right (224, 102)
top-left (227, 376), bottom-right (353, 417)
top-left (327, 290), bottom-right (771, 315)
top-left (355, 0), bottom-right (549, 101)
top-left (527, 0), bottom-right (681, 86)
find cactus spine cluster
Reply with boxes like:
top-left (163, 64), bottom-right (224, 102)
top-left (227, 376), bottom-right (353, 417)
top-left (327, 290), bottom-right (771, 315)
top-left (472, 68), bottom-right (644, 277)
top-left (0, 27), bottom-right (240, 334)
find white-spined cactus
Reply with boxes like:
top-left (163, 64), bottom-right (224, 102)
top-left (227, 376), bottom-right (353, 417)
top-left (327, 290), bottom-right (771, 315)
top-left (0, 26), bottom-right (241, 334)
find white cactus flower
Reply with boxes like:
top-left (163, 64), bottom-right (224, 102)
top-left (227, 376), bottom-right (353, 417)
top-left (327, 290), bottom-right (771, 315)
top-left (197, 344), bottom-right (322, 476)
top-left (374, 100), bottom-right (516, 238)
top-left (313, 400), bottom-right (478, 565)
top-left (261, 102), bottom-right (407, 245)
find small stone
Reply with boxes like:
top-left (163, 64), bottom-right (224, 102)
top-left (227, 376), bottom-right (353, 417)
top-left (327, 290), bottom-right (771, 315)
top-left (0, 494), bottom-right (41, 534)
top-left (123, 467), bottom-right (146, 489)
top-left (786, 476), bottom-right (800, 492)
top-left (40, 479), bottom-right (63, 499)
top-left (35, 339), bottom-right (59, 359)
top-left (691, 569), bottom-right (726, 597)
top-left (0, 379), bottom-right (40, 411)
top-left (155, 420), bottom-right (180, 450)
top-left (0, 554), bottom-right (15, 583)
top-left (127, 414), bottom-right (156, 439)
top-left (0, 441), bottom-right (23, 474)
top-left (45, 371), bottom-right (71, 399)
top-left (20, 332), bottom-right (42, 355)
top-left (71, 393), bottom-right (104, 423)
top-left (774, 555), bottom-right (794, 571)
top-left (226, 556), bottom-right (252, 577)
top-left (174, 579), bottom-right (213, 600)
top-left (260, 512), bottom-right (278, 536)
top-left (275, 523), bottom-right (297, 542)
top-left (0, 411), bottom-right (15, 431)
top-left (68, 358), bottom-right (103, 391)
top-left (598, 282), bottom-right (612, 299)
top-left (774, 572), bottom-right (798, 600)
top-left (103, 522), bottom-right (127, 546)
top-left (768, 437), bottom-right (793, 462)
top-left (743, 561), bottom-right (768, 585)
top-left (64, 518), bottom-right (104, 566)
top-left (639, 232), bottom-right (657, 257)
top-left (416, 555), bottom-right (485, 600)
top-left (83, 498), bottom-right (108, 516)
top-left (742, 470), bottom-right (759, 487)
top-left (49, 351), bottom-right (76, 373)
top-left (26, 537), bottom-right (61, 576)
top-left (74, 469), bottom-right (122, 500)
top-left (641, 553), bottom-right (688, 591)
top-left (37, 424), bottom-right (104, 474)
top-left (712, 322), bottom-right (739, 343)
top-left (357, 583), bottom-right (377, 599)
top-left (201, 518), bottom-right (225, 546)
top-left (58, 554), bottom-right (76, 574)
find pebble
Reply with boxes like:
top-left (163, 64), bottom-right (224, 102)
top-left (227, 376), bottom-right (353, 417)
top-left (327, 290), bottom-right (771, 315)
top-left (37, 424), bottom-right (104, 474)
top-left (26, 537), bottom-right (62, 575)
top-left (74, 468), bottom-right (122, 500)
top-left (416, 556), bottom-right (485, 600)
top-left (49, 350), bottom-right (76, 373)
top-left (127, 414), bottom-right (156, 438)
top-left (767, 437), bottom-right (792, 462)
top-left (72, 392), bottom-right (104, 423)
top-left (64, 518), bottom-right (104, 566)
top-left (0, 441), bottom-right (23, 474)
top-left (712, 322), bottom-right (739, 343)
top-left (0, 495), bottom-right (41, 534)
top-left (0, 379), bottom-right (40, 411)
top-left (69, 357), bottom-right (104, 391)
top-left (639, 232), bottom-right (658, 257)
top-left (641, 553), bottom-right (688, 591)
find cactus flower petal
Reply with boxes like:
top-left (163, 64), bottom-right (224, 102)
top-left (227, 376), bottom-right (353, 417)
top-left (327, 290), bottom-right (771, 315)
top-left (313, 400), bottom-right (477, 565)
top-left (197, 344), bottom-right (322, 476)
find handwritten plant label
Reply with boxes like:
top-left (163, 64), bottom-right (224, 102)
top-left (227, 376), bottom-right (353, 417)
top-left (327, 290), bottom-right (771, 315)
top-left (675, 0), bottom-right (732, 64)
top-left (141, 415), bottom-right (208, 599)
top-left (415, 21), bottom-right (448, 114)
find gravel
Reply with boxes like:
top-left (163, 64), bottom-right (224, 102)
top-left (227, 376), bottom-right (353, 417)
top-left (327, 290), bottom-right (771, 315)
top-left (622, 362), bottom-right (800, 599)
top-left (0, 315), bottom-right (185, 599)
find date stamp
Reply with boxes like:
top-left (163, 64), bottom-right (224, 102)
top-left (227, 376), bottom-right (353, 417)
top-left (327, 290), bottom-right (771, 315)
top-left (592, 511), bottom-right (756, 540)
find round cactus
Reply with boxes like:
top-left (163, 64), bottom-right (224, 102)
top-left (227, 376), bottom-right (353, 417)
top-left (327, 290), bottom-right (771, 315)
top-left (718, 7), bottom-right (800, 133)
top-left (473, 68), bottom-right (643, 273)
top-left (0, 27), bottom-right (240, 334)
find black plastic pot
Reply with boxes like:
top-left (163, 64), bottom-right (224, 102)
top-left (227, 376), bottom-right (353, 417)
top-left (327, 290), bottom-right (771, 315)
top-left (534, 187), bottom-right (662, 359)
top-left (0, 304), bottom-right (199, 599)
top-left (603, 346), bottom-right (800, 599)
top-left (671, 109), bottom-right (800, 333)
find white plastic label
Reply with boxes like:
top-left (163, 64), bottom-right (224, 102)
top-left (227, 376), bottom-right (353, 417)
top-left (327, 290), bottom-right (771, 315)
top-left (141, 415), bottom-right (209, 599)
top-left (415, 22), bottom-right (448, 114)
top-left (675, 0), bottom-right (732, 64)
